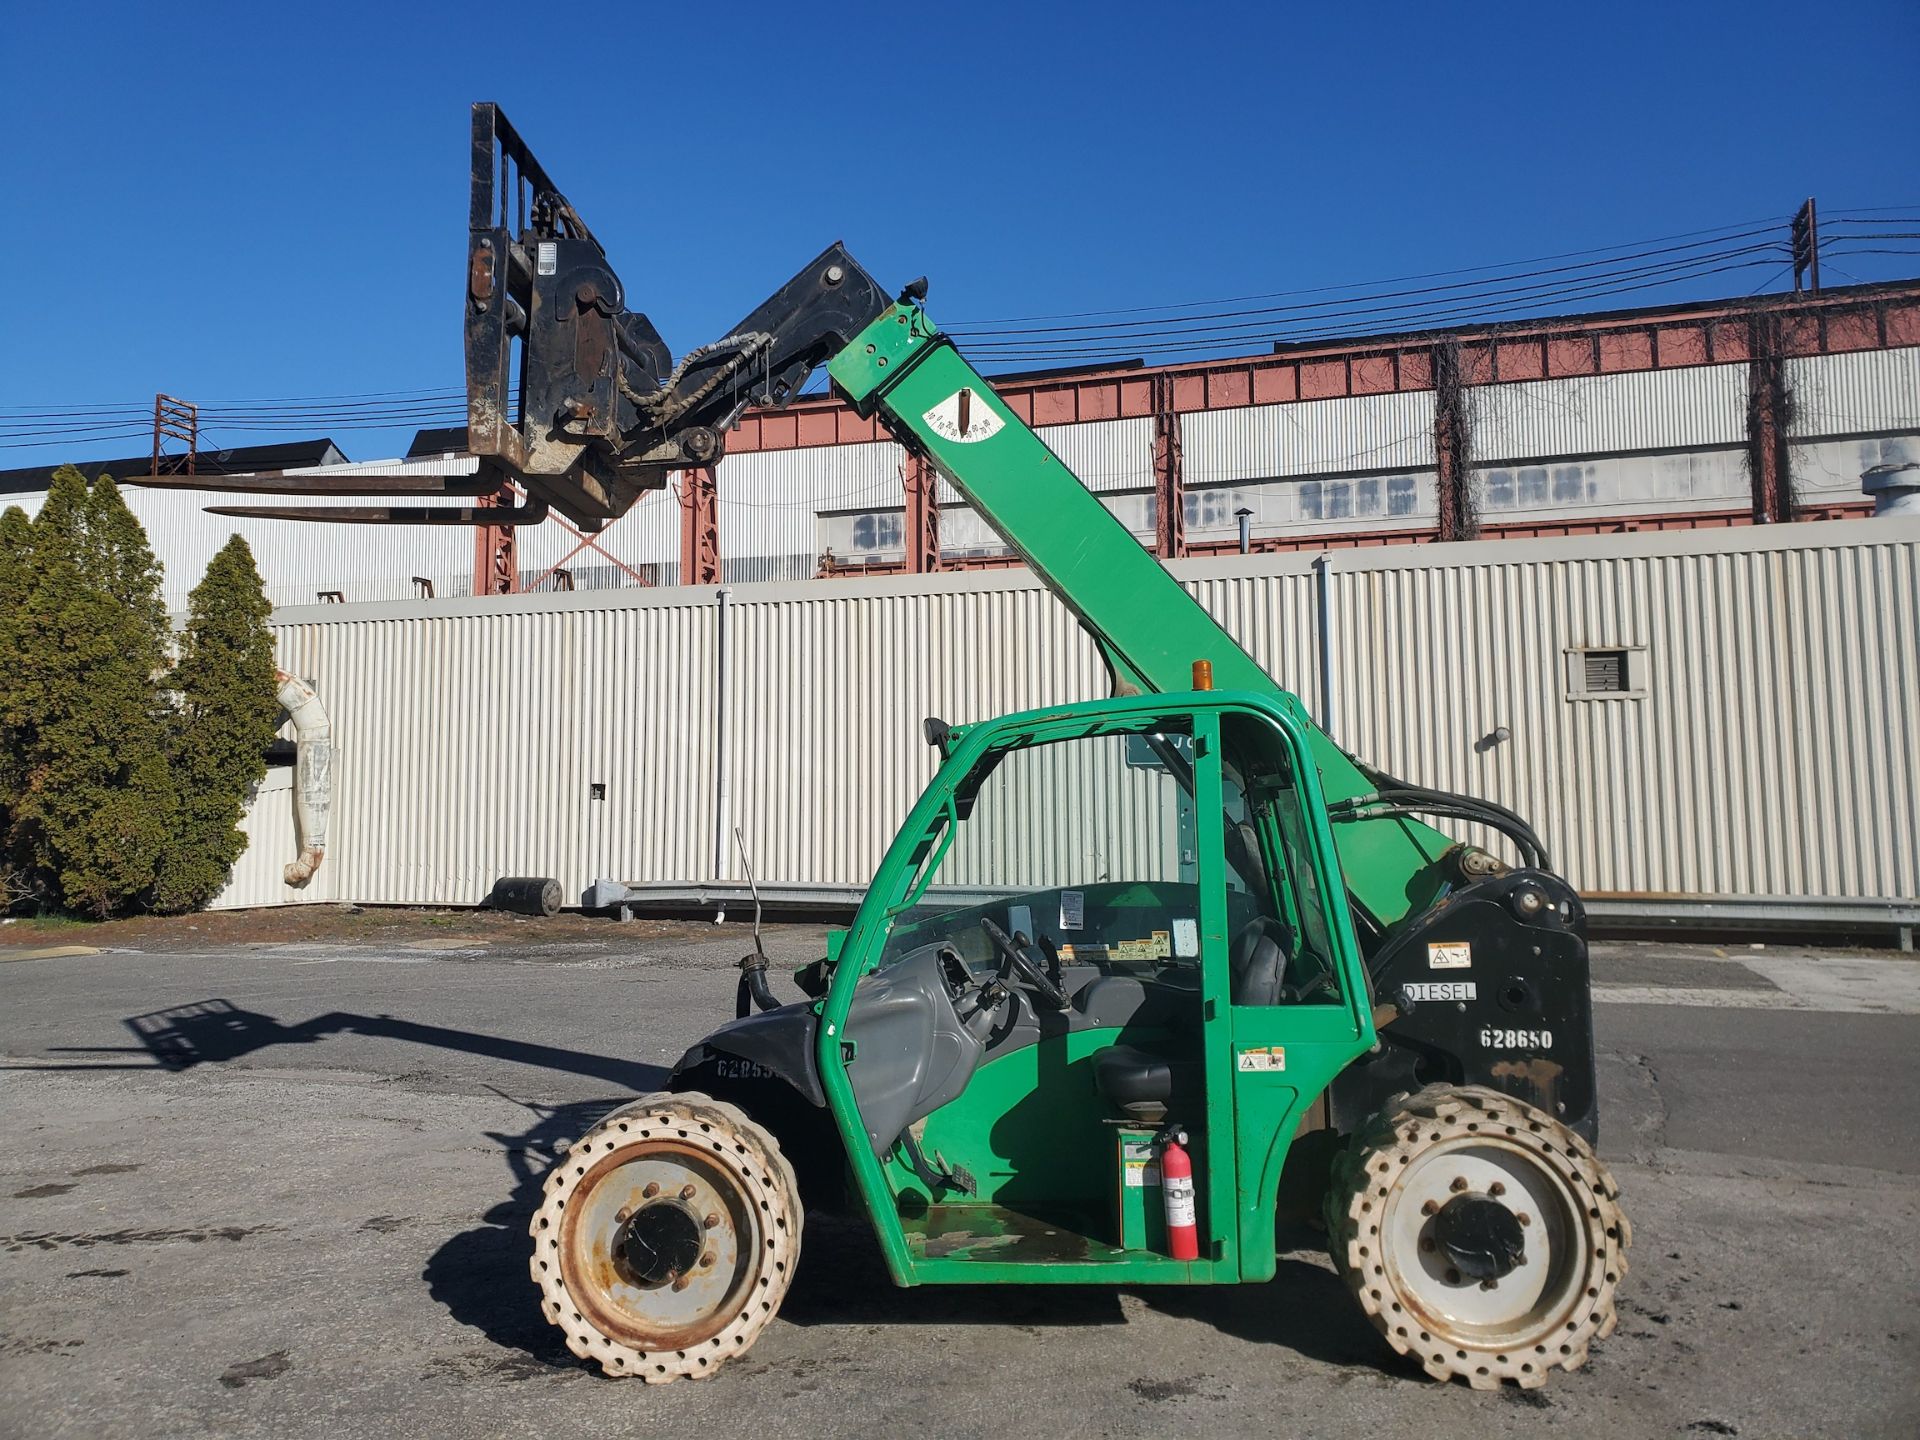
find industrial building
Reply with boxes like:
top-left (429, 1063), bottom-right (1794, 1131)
top-left (4, 281), bottom-right (1916, 940)
top-left (4, 281), bottom-right (1917, 607)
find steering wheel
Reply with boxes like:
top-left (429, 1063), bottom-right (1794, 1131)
top-left (979, 917), bottom-right (1070, 1010)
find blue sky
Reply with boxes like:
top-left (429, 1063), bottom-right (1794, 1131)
top-left (2, 0), bottom-right (1915, 465)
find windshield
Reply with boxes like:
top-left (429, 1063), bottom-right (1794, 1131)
top-left (878, 718), bottom-right (1207, 973)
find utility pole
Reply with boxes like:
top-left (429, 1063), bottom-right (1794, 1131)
top-left (150, 394), bottom-right (198, 477)
top-left (1791, 198), bottom-right (1820, 295)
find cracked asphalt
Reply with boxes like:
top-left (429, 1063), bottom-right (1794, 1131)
top-left (1, 919), bottom-right (1915, 1439)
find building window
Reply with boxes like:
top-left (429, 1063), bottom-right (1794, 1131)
top-left (1387, 475), bottom-right (1417, 516)
top-left (1184, 486), bottom-right (1246, 530)
top-left (851, 511), bottom-right (903, 552)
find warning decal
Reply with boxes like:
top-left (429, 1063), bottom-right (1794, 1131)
top-left (1236, 1046), bottom-right (1286, 1073)
top-left (1428, 941), bottom-right (1472, 970)
top-left (922, 387), bottom-right (1005, 444)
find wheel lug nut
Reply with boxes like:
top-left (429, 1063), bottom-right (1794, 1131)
top-left (700, 1251), bottom-right (716, 1268)
top-left (642, 1182), bottom-right (660, 1199)
top-left (671, 1273), bottom-right (691, 1292)
top-left (679, 1184), bottom-right (697, 1201)
top-left (703, 1213), bottom-right (720, 1229)
top-left (1480, 1279), bottom-right (1498, 1291)
top-left (1446, 1267), bottom-right (1461, 1284)
top-left (1488, 1181), bottom-right (1506, 1197)
top-left (1420, 1237), bottom-right (1435, 1253)
top-left (614, 1207), bottom-right (631, 1224)
top-left (1450, 1177), bottom-right (1469, 1193)
top-left (1517, 1212), bottom-right (1532, 1227)
top-left (1421, 1199), bottom-right (1439, 1216)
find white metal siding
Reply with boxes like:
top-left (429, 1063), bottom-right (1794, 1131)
top-left (717, 441), bottom-right (907, 582)
top-left (1324, 530), bottom-right (1920, 899)
top-left (251, 594), bottom-right (719, 906)
top-left (212, 521), bottom-right (1920, 911)
top-left (1183, 392), bottom-right (1438, 484)
top-left (1470, 365), bottom-right (1748, 462)
top-left (1787, 347), bottom-right (1920, 438)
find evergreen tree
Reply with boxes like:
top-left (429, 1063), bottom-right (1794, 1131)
top-left (0, 504), bottom-right (30, 605)
top-left (0, 504), bottom-right (34, 906)
top-left (153, 535), bottom-right (279, 912)
top-left (1, 469), bottom-right (175, 915)
top-left (86, 475), bottom-right (171, 644)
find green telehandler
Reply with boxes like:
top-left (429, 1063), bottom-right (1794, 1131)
top-left (196, 105), bottom-right (1630, 1390)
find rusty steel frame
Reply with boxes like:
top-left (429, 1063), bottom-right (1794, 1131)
top-left (903, 452), bottom-right (940, 573)
top-left (151, 393), bottom-right (198, 476)
top-left (677, 466), bottom-right (721, 586)
top-left (1151, 372), bottom-right (1185, 559)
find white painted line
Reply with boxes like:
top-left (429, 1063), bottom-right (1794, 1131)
top-left (289, 952), bottom-right (439, 966)
top-left (0, 944), bottom-right (102, 963)
top-left (1596, 958), bottom-right (1920, 1016)
top-left (1741, 956), bottom-right (1920, 1016)
top-left (1594, 986), bottom-right (1813, 1010)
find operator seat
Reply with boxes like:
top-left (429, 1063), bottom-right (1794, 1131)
top-left (1229, 914), bottom-right (1290, 1006)
top-left (1094, 1044), bottom-right (1177, 1121)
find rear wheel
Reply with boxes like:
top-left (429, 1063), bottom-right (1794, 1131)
top-left (1327, 1084), bottom-right (1629, 1389)
top-left (529, 1092), bottom-right (801, 1381)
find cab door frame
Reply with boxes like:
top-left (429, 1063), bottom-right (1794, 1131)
top-left (818, 694), bottom-right (1242, 1285)
top-left (1216, 699), bottom-right (1379, 1280)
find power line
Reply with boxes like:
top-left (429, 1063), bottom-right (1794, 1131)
top-left (954, 244), bottom-right (1792, 356)
top-left (953, 228), bottom-right (1788, 340)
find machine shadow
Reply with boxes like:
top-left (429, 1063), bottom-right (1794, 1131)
top-left (103, 997), bottom-right (673, 1369)
top-left (109, 997), bottom-right (666, 1091)
top-left (104, 999), bottom-right (1407, 1378)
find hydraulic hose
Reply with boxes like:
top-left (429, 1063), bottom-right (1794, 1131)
top-left (1336, 800), bottom-right (1550, 873)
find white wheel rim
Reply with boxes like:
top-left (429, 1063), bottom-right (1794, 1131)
top-left (1382, 1137), bottom-right (1587, 1342)
top-left (558, 1140), bottom-right (762, 1352)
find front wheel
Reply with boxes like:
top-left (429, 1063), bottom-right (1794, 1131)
top-left (1326, 1084), bottom-right (1630, 1390)
top-left (529, 1092), bottom-right (801, 1381)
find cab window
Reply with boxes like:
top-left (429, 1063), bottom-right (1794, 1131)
top-left (1221, 713), bottom-right (1346, 1006)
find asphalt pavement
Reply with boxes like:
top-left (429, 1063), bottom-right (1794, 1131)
top-left (1, 920), bottom-right (1915, 1439)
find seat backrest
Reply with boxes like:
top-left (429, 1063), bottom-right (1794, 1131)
top-left (1229, 917), bottom-right (1288, 1007)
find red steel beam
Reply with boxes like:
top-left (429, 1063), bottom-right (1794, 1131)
top-left (903, 453), bottom-right (940, 573)
top-left (677, 466), bottom-right (720, 586)
top-left (721, 282), bottom-right (1920, 455)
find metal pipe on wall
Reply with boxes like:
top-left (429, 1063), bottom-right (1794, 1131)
top-left (711, 586), bottom-right (732, 881)
top-left (1312, 552), bottom-right (1337, 739)
top-left (274, 669), bottom-right (332, 885)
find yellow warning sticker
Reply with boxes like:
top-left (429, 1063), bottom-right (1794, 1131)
top-left (1236, 1046), bottom-right (1286, 1073)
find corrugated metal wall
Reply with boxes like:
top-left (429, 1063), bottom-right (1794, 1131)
top-left (1470, 365), bottom-right (1748, 461)
top-left (1787, 346), bottom-right (1920, 438)
top-left (716, 440), bottom-right (906, 581)
top-left (216, 519), bottom-right (1920, 912)
top-left (1184, 391), bottom-right (1437, 483)
top-left (239, 594), bottom-right (720, 905)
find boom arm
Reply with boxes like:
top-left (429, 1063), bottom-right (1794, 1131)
top-left (825, 302), bottom-right (1455, 928)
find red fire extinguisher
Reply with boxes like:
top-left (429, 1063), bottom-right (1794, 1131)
top-left (1160, 1128), bottom-right (1200, 1261)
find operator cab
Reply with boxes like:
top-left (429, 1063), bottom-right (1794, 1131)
top-left (832, 699), bottom-right (1360, 1268)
